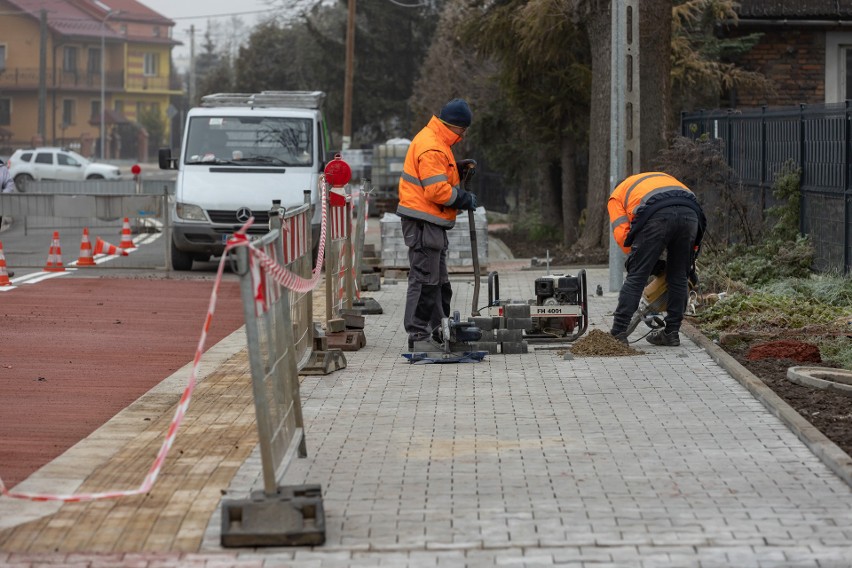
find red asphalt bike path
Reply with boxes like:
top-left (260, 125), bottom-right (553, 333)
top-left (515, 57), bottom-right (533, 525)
top-left (0, 277), bottom-right (246, 490)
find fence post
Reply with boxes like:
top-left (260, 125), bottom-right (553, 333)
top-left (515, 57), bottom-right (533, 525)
top-left (163, 186), bottom-right (171, 273)
top-left (304, 189), bottom-right (315, 341)
top-left (800, 104), bottom-right (807, 237)
top-left (760, 105), bottom-right (767, 187)
top-left (344, 185), bottom-right (354, 311)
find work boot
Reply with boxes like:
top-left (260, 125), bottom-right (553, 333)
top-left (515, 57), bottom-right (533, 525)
top-left (6, 271), bottom-right (13, 278)
top-left (646, 329), bottom-right (680, 346)
top-left (610, 330), bottom-right (629, 345)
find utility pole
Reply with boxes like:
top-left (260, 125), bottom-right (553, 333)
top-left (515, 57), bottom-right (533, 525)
top-left (38, 9), bottom-right (47, 142)
top-left (608, 0), bottom-right (640, 292)
top-left (342, 0), bottom-right (356, 150)
top-left (188, 25), bottom-right (196, 106)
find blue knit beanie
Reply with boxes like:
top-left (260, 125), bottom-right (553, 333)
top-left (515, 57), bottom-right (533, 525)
top-left (438, 98), bottom-right (472, 128)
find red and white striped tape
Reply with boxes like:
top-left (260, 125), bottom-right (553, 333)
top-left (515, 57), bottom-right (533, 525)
top-left (0, 181), bottom-right (332, 503)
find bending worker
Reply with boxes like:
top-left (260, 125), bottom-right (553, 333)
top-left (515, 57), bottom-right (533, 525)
top-left (397, 98), bottom-right (478, 350)
top-left (608, 172), bottom-right (706, 346)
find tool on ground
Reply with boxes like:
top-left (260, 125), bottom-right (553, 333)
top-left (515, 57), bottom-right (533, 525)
top-left (404, 310), bottom-right (485, 363)
top-left (527, 269), bottom-right (588, 341)
top-left (624, 257), bottom-right (699, 335)
top-left (482, 267), bottom-right (588, 345)
top-left (457, 159), bottom-right (480, 317)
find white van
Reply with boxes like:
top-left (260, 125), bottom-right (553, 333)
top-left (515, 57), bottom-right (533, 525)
top-left (159, 91), bottom-right (328, 270)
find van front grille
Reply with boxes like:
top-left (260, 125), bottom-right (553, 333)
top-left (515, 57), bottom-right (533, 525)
top-left (207, 210), bottom-right (270, 224)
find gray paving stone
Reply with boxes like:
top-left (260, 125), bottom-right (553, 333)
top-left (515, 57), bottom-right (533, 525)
top-left (202, 266), bottom-right (852, 566)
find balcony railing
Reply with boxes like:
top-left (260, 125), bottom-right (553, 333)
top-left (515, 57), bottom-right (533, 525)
top-left (0, 67), bottom-right (124, 90)
top-left (124, 74), bottom-right (178, 92)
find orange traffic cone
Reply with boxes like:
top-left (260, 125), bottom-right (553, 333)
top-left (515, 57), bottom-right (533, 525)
top-left (0, 241), bottom-right (12, 286)
top-left (44, 231), bottom-right (65, 272)
top-left (119, 217), bottom-right (135, 249)
top-left (77, 227), bottom-right (96, 266)
top-left (94, 237), bottom-right (129, 257)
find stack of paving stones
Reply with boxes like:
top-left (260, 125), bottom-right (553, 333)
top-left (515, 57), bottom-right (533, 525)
top-left (358, 243), bottom-right (381, 291)
top-left (380, 210), bottom-right (489, 271)
top-left (468, 301), bottom-right (531, 354)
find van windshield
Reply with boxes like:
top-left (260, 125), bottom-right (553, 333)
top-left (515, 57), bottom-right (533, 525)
top-left (184, 116), bottom-right (313, 166)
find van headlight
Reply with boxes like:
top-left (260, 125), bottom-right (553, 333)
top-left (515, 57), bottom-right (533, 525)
top-left (175, 202), bottom-right (207, 221)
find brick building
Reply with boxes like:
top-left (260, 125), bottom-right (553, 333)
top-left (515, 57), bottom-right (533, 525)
top-left (729, 0), bottom-right (852, 107)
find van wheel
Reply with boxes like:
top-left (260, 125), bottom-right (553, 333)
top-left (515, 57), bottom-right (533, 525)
top-left (87, 174), bottom-right (104, 180)
top-left (171, 239), bottom-right (194, 271)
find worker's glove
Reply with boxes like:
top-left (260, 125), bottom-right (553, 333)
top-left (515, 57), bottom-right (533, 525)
top-left (451, 190), bottom-right (478, 211)
top-left (457, 159), bottom-right (477, 190)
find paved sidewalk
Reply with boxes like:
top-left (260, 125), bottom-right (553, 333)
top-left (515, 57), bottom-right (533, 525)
top-left (2, 263), bottom-right (852, 567)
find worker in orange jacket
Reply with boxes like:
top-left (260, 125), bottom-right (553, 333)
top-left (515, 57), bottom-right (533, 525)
top-left (608, 172), bottom-right (706, 346)
top-left (397, 98), bottom-right (478, 350)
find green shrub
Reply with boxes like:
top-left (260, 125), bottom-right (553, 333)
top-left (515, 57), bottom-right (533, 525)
top-left (695, 291), bottom-right (848, 334)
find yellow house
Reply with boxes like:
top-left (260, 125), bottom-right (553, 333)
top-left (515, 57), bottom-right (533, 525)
top-left (0, 0), bottom-right (182, 160)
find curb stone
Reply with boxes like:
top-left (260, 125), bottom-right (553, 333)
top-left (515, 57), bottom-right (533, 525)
top-left (681, 320), bottom-right (852, 487)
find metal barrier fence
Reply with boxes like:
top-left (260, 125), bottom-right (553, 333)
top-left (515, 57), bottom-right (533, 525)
top-left (0, 191), bottom-right (169, 270)
top-left (324, 185), bottom-right (358, 323)
top-left (278, 194), bottom-right (316, 371)
top-left (17, 179), bottom-right (174, 235)
top-left (233, 209), bottom-right (308, 498)
top-left (220, 182), bottom-right (375, 546)
top-left (682, 103), bottom-right (852, 274)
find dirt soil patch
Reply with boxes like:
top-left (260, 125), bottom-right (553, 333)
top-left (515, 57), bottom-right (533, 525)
top-left (725, 344), bottom-right (852, 456)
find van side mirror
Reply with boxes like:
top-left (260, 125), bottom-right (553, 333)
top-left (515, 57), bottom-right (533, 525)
top-left (158, 147), bottom-right (177, 170)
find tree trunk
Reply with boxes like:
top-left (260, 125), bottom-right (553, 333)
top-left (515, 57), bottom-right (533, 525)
top-left (540, 153), bottom-right (563, 232)
top-left (577, 0), bottom-right (611, 250)
top-left (639, 0), bottom-right (672, 169)
top-left (561, 133), bottom-right (580, 244)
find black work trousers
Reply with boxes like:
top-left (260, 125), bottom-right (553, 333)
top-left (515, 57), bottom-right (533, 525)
top-left (401, 217), bottom-right (452, 342)
top-left (611, 205), bottom-right (699, 334)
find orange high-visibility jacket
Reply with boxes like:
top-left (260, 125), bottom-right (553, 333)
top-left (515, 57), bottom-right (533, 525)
top-left (397, 116), bottom-right (463, 228)
top-left (608, 172), bottom-right (700, 254)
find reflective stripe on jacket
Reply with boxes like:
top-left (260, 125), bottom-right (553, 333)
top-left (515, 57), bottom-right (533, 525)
top-left (607, 172), bottom-right (695, 254)
top-left (396, 115), bottom-right (463, 228)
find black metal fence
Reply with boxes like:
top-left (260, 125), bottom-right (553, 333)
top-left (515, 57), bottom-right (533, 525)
top-left (681, 103), bottom-right (852, 275)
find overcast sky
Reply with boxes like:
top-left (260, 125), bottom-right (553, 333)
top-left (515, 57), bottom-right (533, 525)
top-left (136, 0), bottom-right (275, 65)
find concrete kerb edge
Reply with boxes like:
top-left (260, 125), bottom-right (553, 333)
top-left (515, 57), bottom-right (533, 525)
top-left (681, 321), bottom-right (852, 487)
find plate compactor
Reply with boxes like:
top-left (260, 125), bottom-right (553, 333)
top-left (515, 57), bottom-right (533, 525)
top-left (403, 311), bottom-right (487, 364)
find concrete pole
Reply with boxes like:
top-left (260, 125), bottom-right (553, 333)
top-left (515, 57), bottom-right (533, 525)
top-left (188, 25), bottom-right (196, 106)
top-left (38, 9), bottom-right (47, 142)
top-left (100, 10), bottom-right (119, 160)
top-left (342, 0), bottom-right (356, 150)
top-left (608, 0), bottom-right (641, 293)
top-left (608, 0), bottom-right (626, 292)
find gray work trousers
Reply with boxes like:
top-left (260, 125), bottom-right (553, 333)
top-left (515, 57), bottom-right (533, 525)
top-left (401, 217), bottom-right (452, 342)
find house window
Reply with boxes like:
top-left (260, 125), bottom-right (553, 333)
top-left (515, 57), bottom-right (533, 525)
top-left (846, 47), bottom-right (852, 101)
top-left (0, 98), bottom-right (10, 126)
top-left (63, 46), bottom-right (78, 72)
top-left (120, 25), bottom-right (127, 35)
top-left (114, 100), bottom-right (124, 113)
top-left (153, 26), bottom-right (161, 37)
top-left (91, 100), bottom-right (101, 122)
top-left (62, 99), bottom-right (75, 126)
top-left (0, 45), bottom-right (6, 71)
top-left (88, 48), bottom-right (101, 75)
top-left (143, 53), bottom-right (159, 76)
top-left (825, 32), bottom-right (852, 103)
